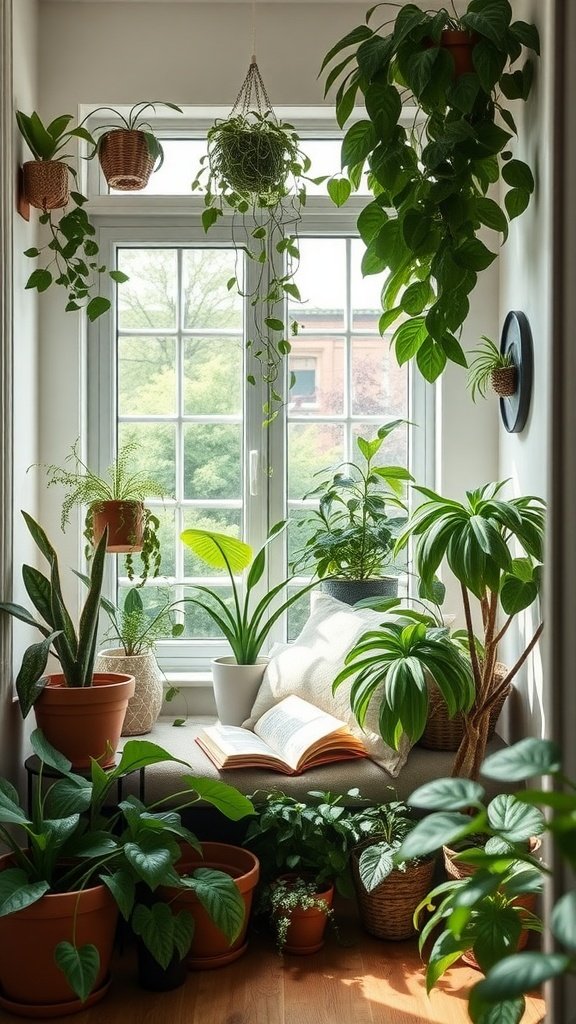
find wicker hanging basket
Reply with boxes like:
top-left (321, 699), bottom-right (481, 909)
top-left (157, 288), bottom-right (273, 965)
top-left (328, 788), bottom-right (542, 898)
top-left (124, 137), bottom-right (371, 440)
top-left (98, 129), bottom-right (155, 191)
top-left (352, 845), bottom-right (436, 941)
top-left (22, 160), bottom-right (70, 210)
top-left (491, 365), bottom-right (517, 396)
top-left (419, 664), bottom-right (510, 752)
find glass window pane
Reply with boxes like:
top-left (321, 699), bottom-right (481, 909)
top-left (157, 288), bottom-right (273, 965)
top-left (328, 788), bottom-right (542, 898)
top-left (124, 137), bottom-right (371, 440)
top-left (288, 423), bottom-right (344, 500)
top-left (291, 238), bottom-right (347, 330)
top-left (181, 585), bottom-right (233, 639)
top-left (286, 586), bottom-right (314, 641)
top-left (111, 140), bottom-right (207, 196)
top-left (288, 336), bottom-right (344, 416)
top-left (118, 421), bottom-right (176, 496)
top-left (352, 421), bottom-right (408, 469)
top-left (117, 249), bottom-right (178, 329)
top-left (183, 337), bottom-right (242, 416)
top-left (182, 249), bottom-right (243, 330)
top-left (182, 509), bottom-right (242, 577)
top-left (352, 337), bottom-right (408, 418)
top-left (351, 238), bottom-right (388, 331)
top-left (184, 424), bottom-right (242, 499)
top-left (119, 336), bottom-right (176, 416)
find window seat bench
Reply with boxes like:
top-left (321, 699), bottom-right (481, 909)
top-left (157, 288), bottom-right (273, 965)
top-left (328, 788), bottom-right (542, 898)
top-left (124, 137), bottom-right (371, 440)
top-left (119, 717), bottom-right (511, 806)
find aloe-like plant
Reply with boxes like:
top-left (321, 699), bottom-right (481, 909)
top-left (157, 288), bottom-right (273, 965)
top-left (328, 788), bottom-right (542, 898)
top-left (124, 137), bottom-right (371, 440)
top-left (179, 522), bottom-right (318, 664)
top-left (16, 111), bottom-right (120, 320)
top-left (396, 480), bottom-right (545, 778)
top-left (0, 512), bottom-right (107, 716)
top-left (0, 728), bottom-right (253, 1003)
top-left (333, 618), bottom-right (475, 751)
top-left (321, 1), bottom-right (540, 383)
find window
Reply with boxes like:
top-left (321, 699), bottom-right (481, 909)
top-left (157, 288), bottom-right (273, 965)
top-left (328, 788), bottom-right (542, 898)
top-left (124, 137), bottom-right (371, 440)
top-left (88, 120), bottom-right (433, 672)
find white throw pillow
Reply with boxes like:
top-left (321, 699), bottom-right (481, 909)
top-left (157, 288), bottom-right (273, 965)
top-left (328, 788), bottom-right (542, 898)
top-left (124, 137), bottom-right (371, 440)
top-left (244, 593), bottom-right (411, 777)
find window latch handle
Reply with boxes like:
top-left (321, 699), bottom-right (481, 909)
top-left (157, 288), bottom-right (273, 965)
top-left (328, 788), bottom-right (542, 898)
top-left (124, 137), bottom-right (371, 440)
top-left (249, 449), bottom-right (259, 496)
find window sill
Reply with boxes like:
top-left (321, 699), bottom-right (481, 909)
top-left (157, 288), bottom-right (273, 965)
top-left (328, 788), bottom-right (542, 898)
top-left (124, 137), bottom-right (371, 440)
top-left (162, 671), bottom-right (213, 688)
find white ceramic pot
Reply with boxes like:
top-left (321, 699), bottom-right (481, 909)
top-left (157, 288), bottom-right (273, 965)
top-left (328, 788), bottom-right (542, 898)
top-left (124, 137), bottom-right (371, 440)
top-left (94, 648), bottom-right (164, 735)
top-left (211, 656), bottom-right (269, 726)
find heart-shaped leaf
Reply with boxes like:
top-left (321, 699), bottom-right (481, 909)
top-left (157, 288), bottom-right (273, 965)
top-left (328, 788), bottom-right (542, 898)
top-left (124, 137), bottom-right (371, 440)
top-left (54, 942), bottom-right (100, 1003)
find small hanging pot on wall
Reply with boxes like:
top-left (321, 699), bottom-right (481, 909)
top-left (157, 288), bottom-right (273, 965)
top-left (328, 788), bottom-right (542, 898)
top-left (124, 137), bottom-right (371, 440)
top-left (499, 310), bottom-right (534, 433)
top-left (91, 499), bottom-right (144, 553)
top-left (490, 365), bottom-right (517, 397)
top-left (98, 130), bottom-right (155, 191)
top-left (22, 160), bottom-right (70, 210)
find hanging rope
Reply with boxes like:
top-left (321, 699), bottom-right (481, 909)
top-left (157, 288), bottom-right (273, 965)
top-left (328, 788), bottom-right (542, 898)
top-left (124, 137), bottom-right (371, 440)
top-left (230, 58), bottom-right (275, 119)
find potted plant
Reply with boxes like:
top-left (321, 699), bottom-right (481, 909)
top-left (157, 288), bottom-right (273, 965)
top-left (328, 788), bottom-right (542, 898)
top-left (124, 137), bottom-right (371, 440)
top-left (0, 728), bottom-right (254, 1013)
top-left (179, 522), bottom-right (319, 724)
top-left (437, 738), bottom-right (576, 1023)
top-left (15, 110), bottom-right (119, 320)
top-left (321, 2), bottom-right (539, 383)
top-left (332, 616), bottom-right (475, 754)
top-left (395, 480), bottom-right (545, 778)
top-left (43, 438), bottom-right (166, 583)
top-left (290, 421), bottom-right (412, 604)
top-left (193, 59), bottom-right (325, 422)
top-left (88, 584), bottom-right (184, 735)
top-left (346, 800), bottom-right (436, 941)
top-left (265, 875), bottom-right (336, 955)
top-left (87, 100), bottom-right (183, 190)
top-left (467, 335), bottom-right (517, 400)
top-left (0, 511), bottom-right (135, 768)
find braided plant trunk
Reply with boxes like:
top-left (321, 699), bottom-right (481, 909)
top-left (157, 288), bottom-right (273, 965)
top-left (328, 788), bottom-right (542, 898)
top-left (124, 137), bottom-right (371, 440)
top-left (452, 585), bottom-right (544, 780)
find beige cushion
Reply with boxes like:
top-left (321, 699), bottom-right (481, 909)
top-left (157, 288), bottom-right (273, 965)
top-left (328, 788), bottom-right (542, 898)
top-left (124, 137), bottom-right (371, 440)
top-left (244, 594), bottom-right (411, 777)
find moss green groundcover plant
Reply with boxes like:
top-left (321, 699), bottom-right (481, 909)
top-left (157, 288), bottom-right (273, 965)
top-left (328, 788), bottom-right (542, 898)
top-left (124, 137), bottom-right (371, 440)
top-left (0, 728), bottom-right (253, 1002)
top-left (321, 0), bottom-right (539, 382)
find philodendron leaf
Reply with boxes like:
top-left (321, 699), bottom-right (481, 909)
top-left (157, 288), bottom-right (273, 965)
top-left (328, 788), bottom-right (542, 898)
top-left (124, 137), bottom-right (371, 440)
top-left (185, 867), bottom-right (245, 944)
top-left (472, 997), bottom-right (526, 1024)
top-left (473, 952), bottom-right (570, 1004)
top-left (45, 776), bottom-right (93, 818)
top-left (113, 739), bottom-right (191, 778)
top-left (131, 902), bottom-right (175, 970)
top-left (30, 728), bottom-right (74, 776)
top-left (395, 812), bottom-right (481, 861)
top-left (327, 177), bottom-right (352, 208)
top-left (487, 794), bottom-right (545, 842)
top-left (358, 843), bottom-right (394, 892)
top-left (481, 738), bottom-right (562, 780)
top-left (123, 840), bottom-right (174, 889)
top-left (173, 910), bottom-right (194, 959)
top-left (54, 942), bottom-right (100, 1003)
top-left (0, 869), bottom-right (48, 916)
top-left (182, 777), bottom-right (254, 820)
top-left (408, 778), bottom-right (485, 811)
top-left (100, 869), bottom-right (135, 922)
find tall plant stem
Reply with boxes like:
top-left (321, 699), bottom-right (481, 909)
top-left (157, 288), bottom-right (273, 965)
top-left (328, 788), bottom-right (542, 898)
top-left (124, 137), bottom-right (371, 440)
top-left (461, 584), bottom-right (482, 690)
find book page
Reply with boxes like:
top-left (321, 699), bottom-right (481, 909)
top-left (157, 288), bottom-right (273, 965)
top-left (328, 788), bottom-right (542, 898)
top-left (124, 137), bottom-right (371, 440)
top-left (198, 724), bottom-right (277, 758)
top-left (254, 694), bottom-right (348, 770)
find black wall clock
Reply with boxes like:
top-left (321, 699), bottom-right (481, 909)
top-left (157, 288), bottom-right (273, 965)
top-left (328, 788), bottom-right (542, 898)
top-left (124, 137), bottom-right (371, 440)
top-left (499, 310), bottom-right (533, 433)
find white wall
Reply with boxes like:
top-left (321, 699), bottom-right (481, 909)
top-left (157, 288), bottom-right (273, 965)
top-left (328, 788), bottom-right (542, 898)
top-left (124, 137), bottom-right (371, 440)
top-left (498, 0), bottom-right (554, 741)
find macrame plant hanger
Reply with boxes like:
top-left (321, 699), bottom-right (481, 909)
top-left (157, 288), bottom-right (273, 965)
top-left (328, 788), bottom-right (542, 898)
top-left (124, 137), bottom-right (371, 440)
top-left (230, 1), bottom-right (278, 123)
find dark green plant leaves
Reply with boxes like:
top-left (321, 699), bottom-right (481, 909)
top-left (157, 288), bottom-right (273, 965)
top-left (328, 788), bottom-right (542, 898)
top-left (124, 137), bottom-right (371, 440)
top-left (473, 952), bottom-right (570, 1004)
top-left (54, 942), bottom-right (100, 1003)
top-left (481, 738), bottom-right (562, 780)
top-left (396, 812), bottom-right (480, 861)
top-left (185, 867), bottom-right (245, 944)
top-left (486, 794), bottom-right (545, 841)
top-left (86, 296), bottom-right (112, 322)
top-left (131, 902), bottom-right (193, 969)
top-left (341, 120), bottom-right (377, 171)
top-left (551, 890), bottom-right (576, 951)
top-left (184, 777), bottom-right (254, 820)
top-left (408, 778), bottom-right (485, 811)
top-left (0, 869), bottom-right (49, 917)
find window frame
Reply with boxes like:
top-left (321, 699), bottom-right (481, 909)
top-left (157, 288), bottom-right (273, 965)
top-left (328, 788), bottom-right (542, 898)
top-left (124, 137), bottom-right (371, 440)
top-left (87, 120), bottom-right (434, 675)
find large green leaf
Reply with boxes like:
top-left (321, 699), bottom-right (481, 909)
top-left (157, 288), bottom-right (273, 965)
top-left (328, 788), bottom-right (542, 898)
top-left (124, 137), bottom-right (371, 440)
top-left (396, 812), bottom-right (479, 861)
top-left (15, 634), bottom-right (60, 717)
top-left (30, 729), bottom-right (74, 775)
top-left (54, 942), bottom-right (100, 1003)
top-left (185, 867), bottom-right (245, 944)
top-left (487, 794), bottom-right (545, 841)
top-left (180, 528), bottom-right (252, 574)
top-left (131, 902), bottom-right (182, 970)
top-left (473, 952), bottom-right (570, 1003)
top-left (0, 869), bottom-right (48, 916)
top-left (461, 0), bottom-right (512, 48)
top-left (45, 777), bottom-right (93, 818)
top-left (113, 739), bottom-right (191, 778)
top-left (551, 890), bottom-right (576, 951)
top-left (481, 738), bottom-right (562, 780)
top-left (358, 843), bottom-right (394, 891)
top-left (341, 120), bottom-right (377, 171)
top-left (183, 777), bottom-right (254, 820)
top-left (124, 838), bottom-right (174, 889)
top-left (408, 778), bottom-right (485, 811)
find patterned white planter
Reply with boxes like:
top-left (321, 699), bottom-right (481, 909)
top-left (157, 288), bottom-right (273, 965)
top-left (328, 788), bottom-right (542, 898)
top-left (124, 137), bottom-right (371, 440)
top-left (95, 648), bottom-right (164, 736)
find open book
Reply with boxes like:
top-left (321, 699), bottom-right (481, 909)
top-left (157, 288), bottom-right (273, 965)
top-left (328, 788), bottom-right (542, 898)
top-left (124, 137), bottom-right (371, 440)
top-left (195, 694), bottom-right (367, 775)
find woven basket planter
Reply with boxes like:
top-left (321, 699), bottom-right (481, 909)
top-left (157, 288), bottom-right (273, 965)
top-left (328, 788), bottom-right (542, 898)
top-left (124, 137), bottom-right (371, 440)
top-left (22, 159), bottom-right (69, 210)
top-left (98, 129), bottom-right (155, 191)
top-left (352, 848), bottom-right (436, 941)
top-left (444, 836), bottom-right (542, 883)
top-left (491, 366), bottom-right (517, 396)
top-left (419, 664), bottom-right (510, 752)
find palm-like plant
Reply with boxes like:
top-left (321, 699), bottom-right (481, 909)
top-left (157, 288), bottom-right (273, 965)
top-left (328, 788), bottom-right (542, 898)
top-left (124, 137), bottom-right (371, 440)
top-left (333, 619), bottom-right (475, 750)
top-left (180, 523), bottom-right (318, 664)
top-left (396, 481), bottom-right (545, 778)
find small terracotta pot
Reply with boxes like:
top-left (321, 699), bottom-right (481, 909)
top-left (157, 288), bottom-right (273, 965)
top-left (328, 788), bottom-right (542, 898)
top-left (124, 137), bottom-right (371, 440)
top-left (98, 129), bottom-right (155, 191)
top-left (22, 159), bottom-right (70, 210)
top-left (33, 672), bottom-right (135, 769)
top-left (274, 874), bottom-right (334, 955)
top-left (0, 852), bottom-right (118, 1012)
top-left (162, 842), bottom-right (260, 970)
top-left (440, 29), bottom-right (478, 77)
top-left (91, 500), bottom-right (144, 553)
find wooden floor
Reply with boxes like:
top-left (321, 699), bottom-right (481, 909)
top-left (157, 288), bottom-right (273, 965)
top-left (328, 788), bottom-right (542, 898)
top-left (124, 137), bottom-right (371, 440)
top-left (0, 904), bottom-right (545, 1024)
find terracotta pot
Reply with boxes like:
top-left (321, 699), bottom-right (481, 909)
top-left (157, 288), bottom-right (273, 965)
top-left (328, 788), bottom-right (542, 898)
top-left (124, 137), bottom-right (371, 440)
top-left (320, 577), bottom-right (398, 606)
top-left (0, 852), bottom-right (118, 1014)
top-left (22, 159), bottom-right (69, 210)
top-left (211, 657), bottom-right (268, 725)
top-left (95, 649), bottom-right (163, 735)
top-left (161, 842), bottom-right (260, 969)
top-left (98, 129), bottom-right (155, 191)
top-left (34, 672), bottom-right (135, 769)
top-left (274, 874), bottom-right (334, 955)
top-left (91, 500), bottom-right (144, 553)
top-left (440, 30), bottom-right (478, 78)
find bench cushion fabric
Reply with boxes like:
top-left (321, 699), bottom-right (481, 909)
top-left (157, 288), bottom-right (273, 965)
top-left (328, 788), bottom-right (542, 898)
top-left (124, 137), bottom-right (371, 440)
top-left (243, 594), bottom-right (411, 777)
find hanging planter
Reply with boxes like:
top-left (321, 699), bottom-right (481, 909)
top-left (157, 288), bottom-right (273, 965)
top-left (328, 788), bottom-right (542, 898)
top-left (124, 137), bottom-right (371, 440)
top-left (467, 335), bottom-right (517, 401)
top-left (193, 59), bottom-right (324, 424)
top-left (22, 159), bottom-right (70, 211)
top-left (91, 499), bottom-right (144, 553)
top-left (88, 101), bottom-right (183, 192)
top-left (438, 29), bottom-right (478, 77)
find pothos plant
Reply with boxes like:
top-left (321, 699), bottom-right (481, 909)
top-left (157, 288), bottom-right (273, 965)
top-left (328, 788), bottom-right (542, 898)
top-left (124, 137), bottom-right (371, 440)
top-left (192, 61), bottom-right (325, 423)
top-left (321, 0), bottom-right (540, 382)
top-left (16, 110), bottom-right (126, 320)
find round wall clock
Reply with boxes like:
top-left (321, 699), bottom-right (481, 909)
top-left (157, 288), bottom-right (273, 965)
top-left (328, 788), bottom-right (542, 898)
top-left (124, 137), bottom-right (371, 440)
top-left (499, 310), bottom-right (533, 433)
